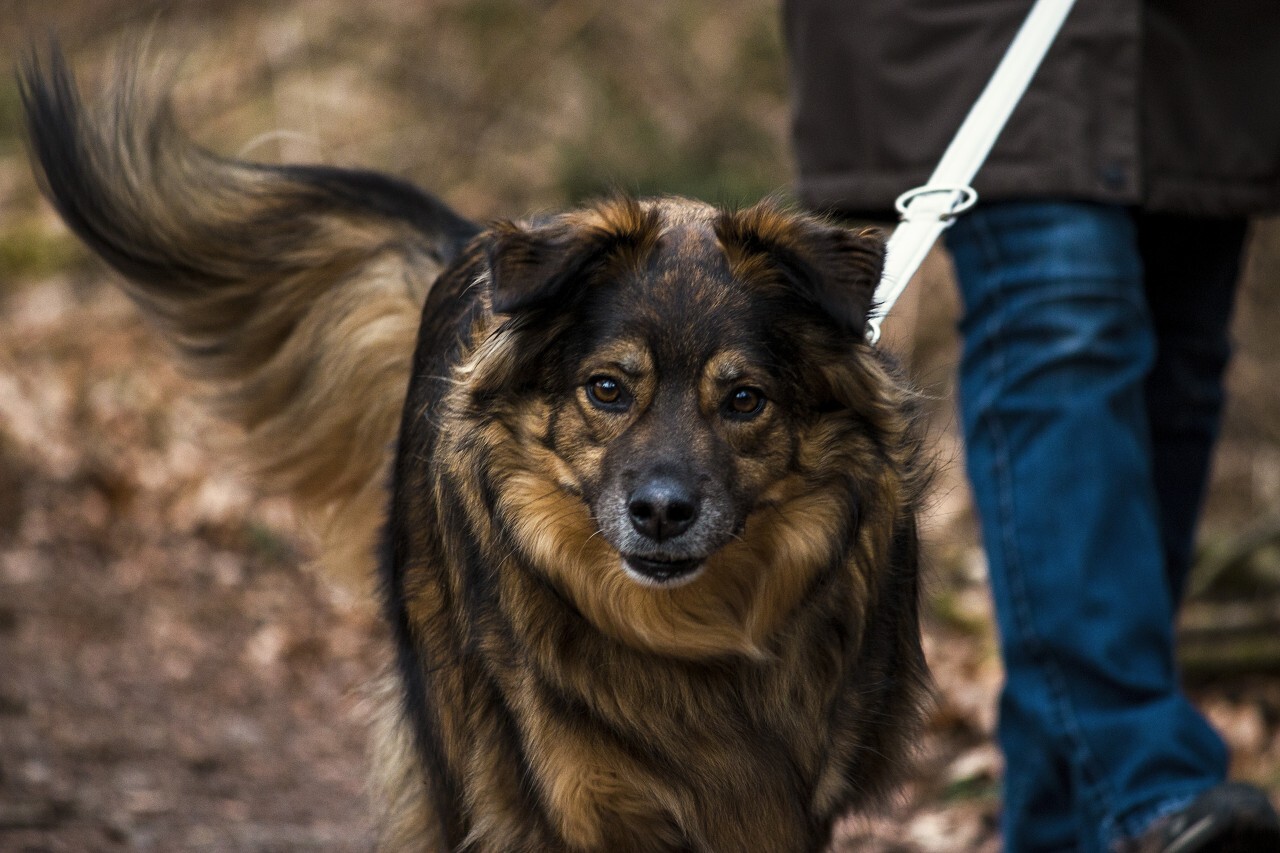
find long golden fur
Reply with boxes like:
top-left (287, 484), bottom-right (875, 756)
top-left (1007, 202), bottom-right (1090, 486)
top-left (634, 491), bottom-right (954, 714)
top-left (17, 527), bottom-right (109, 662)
top-left (22, 45), bottom-right (930, 852)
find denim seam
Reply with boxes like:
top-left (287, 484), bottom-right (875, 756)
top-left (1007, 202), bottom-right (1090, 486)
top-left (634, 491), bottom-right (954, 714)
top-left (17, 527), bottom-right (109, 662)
top-left (1108, 785), bottom-right (1205, 850)
top-left (967, 209), bottom-right (1121, 847)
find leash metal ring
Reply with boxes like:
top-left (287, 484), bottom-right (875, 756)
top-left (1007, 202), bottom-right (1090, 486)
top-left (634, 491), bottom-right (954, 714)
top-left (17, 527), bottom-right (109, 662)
top-left (894, 184), bottom-right (979, 221)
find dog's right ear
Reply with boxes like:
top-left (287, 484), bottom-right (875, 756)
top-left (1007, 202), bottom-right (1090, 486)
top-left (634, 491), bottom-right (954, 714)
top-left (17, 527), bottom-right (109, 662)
top-left (485, 222), bottom-right (586, 315)
top-left (486, 200), bottom-right (661, 316)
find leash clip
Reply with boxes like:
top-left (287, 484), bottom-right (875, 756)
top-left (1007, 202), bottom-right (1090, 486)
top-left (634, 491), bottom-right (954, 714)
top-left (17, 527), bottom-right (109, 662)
top-left (866, 184), bottom-right (980, 346)
top-left (893, 184), bottom-right (979, 222)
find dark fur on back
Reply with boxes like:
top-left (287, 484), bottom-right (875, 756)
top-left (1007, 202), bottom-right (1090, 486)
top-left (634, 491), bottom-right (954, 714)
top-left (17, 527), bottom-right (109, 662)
top-left (22, 44), bottom-right (930, 853)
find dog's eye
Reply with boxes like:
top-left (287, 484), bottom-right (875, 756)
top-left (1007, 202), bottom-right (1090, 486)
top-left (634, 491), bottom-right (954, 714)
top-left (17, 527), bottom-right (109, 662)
top-left (586, 376), bottom-right (630, 410)
top-left (725, 386), bottom-right (766, 418)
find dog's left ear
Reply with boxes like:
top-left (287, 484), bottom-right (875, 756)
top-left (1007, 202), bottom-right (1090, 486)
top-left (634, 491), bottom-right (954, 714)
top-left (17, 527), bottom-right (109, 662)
top-left (718, 206), bottom-right (886, 335)
top-left (787, 223), bottom-right (886, 335)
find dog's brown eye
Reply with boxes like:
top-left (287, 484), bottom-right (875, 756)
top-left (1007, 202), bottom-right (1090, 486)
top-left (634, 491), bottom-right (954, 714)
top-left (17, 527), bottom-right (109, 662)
top-left (726, 387), bottom-right (766, 418)
top-left (586, 376), bottom-right (629, 409)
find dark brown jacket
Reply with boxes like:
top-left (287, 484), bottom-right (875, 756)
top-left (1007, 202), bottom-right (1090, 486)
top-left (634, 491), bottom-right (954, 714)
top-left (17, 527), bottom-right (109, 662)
top-left (785, 0), bottom-right (1280, 218)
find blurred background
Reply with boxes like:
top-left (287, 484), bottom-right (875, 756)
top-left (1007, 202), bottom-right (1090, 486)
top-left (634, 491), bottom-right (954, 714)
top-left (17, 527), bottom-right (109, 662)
top-left (2, 1), bottom-right (1279, 850)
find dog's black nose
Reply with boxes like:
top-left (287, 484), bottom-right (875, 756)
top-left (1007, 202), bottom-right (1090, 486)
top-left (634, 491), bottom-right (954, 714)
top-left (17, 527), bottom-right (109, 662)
top-left (628, 478), bottom-right (699, 541)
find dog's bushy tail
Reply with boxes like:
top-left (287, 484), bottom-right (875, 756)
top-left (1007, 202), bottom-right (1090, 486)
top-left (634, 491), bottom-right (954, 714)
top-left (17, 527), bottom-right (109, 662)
top-left (20, 45), bottom-right (480, 589)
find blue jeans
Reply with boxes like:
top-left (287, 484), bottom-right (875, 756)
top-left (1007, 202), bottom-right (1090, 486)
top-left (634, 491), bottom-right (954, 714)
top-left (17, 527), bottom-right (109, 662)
top-left (945, 202), bottom-right (1246, 852)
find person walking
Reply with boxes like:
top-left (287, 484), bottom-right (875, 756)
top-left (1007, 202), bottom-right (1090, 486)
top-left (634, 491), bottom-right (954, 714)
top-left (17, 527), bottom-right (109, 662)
top-left (783, 1), bottom-right (1280, 850)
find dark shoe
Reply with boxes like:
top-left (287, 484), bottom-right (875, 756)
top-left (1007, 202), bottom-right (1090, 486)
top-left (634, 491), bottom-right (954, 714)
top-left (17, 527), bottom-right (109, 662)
top-left (1120, 782), bottom-right (1280, 853)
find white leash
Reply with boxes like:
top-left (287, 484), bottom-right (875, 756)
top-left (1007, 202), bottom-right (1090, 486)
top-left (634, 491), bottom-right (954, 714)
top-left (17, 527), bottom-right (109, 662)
top-left (867, 0), bottom-right (1079, 344)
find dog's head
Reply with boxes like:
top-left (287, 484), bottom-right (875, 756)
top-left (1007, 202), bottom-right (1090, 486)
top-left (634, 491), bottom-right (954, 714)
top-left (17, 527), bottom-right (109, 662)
top-left (444, 198), bottom-right (916, 658)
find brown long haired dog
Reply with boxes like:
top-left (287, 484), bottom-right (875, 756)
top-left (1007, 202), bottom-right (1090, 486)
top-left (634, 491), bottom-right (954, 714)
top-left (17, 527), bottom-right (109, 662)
top-left (22, 46), bottom-right (930, 853)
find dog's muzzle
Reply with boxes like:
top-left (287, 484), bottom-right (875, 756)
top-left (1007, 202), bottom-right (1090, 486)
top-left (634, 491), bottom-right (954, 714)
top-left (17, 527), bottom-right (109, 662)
top-left (627, 476), bottom-right (699, 541)
top-left (614, 476), bottom-right (704, 585)
top-left (597, 472), bottom-right (736, 587)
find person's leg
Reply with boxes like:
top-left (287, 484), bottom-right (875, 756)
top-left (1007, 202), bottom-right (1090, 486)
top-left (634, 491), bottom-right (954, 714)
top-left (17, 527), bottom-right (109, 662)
top-left (1138, 213), bottom-right (1247, 603)
top-left (946, 201), bottom-right (1229, 853)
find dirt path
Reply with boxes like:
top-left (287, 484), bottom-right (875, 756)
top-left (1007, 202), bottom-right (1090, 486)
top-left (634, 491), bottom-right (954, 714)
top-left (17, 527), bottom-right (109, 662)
top-left (0, 280), bottom-right (382, 851)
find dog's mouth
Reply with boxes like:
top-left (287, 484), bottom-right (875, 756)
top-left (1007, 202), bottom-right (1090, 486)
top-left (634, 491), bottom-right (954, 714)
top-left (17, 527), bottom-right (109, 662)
top-left (621, 554), bottom-right (705, 588)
